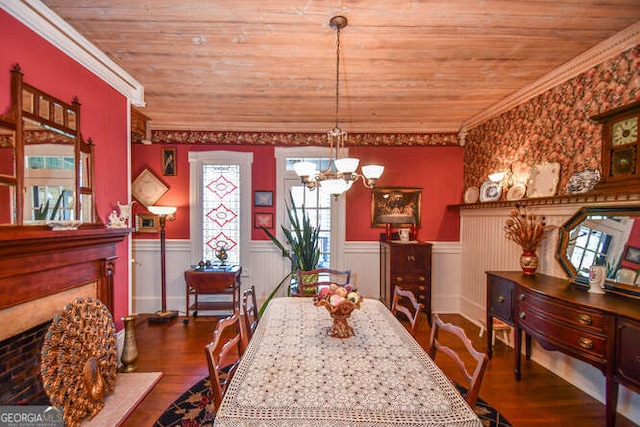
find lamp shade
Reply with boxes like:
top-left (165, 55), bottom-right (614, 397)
top-left (148, 206), bottom-right (177, 216)
top-left (335, 158), bottom-right (360, 174)
top-left (362, 165), bottom-right (385, 179)
top-left (322, 179), bottom-right (352, 195)
top-left (293, 161), bottom-right (317, 178)
top-left (488, 172), bottom-right (505, 183)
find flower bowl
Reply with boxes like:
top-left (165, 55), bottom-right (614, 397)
top-left (314, 285), bottom-right (362, 338)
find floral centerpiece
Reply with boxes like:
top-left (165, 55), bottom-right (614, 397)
top-left (314, 284), bottom-right (362, 338)
top-left (504, 205), bottom-right (547, 275)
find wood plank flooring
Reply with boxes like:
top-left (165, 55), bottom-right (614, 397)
top-left (121, 311), bottom-right (637, 427)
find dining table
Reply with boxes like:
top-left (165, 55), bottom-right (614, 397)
top-left (213, 297), bottom-right (482, 427)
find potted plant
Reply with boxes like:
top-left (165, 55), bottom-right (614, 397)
top-left (260, 192), bottom-right (321, 315)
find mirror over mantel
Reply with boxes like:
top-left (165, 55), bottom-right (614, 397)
top-left (556, 205), bottom-right (640, 298)
top-left (0, 64), bottom-right (97, 226)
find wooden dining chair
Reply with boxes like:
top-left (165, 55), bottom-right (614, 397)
top-left (204, 313), bottom-right (245, 410)
top-left (242, 285), bottom-right (259, 341)
top-left (427, 313), bottom-right (489, 408)
top-left (391, 286), bottom-right (424, 336)
top-left (292, 268), bottom-right (351, 296)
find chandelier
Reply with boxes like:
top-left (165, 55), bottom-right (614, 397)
top-left (293, 16), bottom-right (384, 196)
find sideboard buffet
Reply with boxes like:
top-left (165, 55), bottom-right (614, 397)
top-left (486, 271), bottom-right (640, 427)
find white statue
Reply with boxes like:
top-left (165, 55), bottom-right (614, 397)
top-left (107, 201), bottom-right (134, 228)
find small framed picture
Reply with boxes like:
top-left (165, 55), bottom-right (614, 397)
top-left (136, 214), bottom-right (159, 233)
top-left (624, 246), bottom-right (640, 264)
top-left (162, 148), bottom-right (177, 176)
top-left (254, 213), bottom-right (273, 229)
top-left (254, 191), bottom-right (273, 207)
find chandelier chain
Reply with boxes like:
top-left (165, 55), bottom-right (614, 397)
top-left (335, 26), bottom-right (341, 128)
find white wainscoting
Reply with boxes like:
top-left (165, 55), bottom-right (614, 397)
top-left (460, 203), bottom-right (639, 424)
top-left (132, 239), bottom-right (462, 315)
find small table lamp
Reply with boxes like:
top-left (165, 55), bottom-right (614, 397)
top-left (148, 205), bottom-right (178, 323)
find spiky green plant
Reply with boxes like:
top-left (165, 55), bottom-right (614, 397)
top-left (259, 192), bottom-right (321, 316)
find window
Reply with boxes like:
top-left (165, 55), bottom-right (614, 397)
top-left (276, 147), bottom-right (347, 271)
top-left (189, 151), bottom-right (253, 266)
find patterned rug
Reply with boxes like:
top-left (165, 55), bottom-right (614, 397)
top-left (154, 377), bottom-right (511, 427)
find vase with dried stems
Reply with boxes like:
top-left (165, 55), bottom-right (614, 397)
top-left (504, 205), bottom-right (547, 275)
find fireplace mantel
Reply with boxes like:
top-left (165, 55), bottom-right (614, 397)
top-left (0, 226), bottom-right (132, 313)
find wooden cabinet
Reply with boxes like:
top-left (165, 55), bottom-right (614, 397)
top-left (487, 271), bottom-right (640, 427)
top-left (380, 241), bottom-right (432, 322)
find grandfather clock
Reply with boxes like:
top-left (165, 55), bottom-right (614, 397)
top-left (592, 100), bottom-right (640, 192)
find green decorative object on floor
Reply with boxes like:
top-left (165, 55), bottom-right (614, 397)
top-left (153, 377), bottom-right (512, 427)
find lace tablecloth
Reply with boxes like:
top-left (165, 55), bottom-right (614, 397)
top-left (214, 297), bottom-right (482, 427)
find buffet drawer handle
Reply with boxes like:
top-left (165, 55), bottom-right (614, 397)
top-left (419, 276), bottom-right (426, 282)
top-left (518, 293), bottom-right (525, 301)
top-left (518, 312), bottom-right (526, 320)
top-left (577, 314), bottom-right (592, 325)
top-left (579, 337), bottom-right (594, 350)
top-left (498, 296), bottom-right (505, 303)
top-left (407, 255), bottom-right (415, 261)
top-left (418, 285), bottom-right (426, 291)
top-left (396, 277), bottom-right (403, 282)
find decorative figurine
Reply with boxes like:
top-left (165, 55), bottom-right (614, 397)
top-left (215, 243), bottom-right (228, 266)
top-left (107, 201), bottom-right (134, 228)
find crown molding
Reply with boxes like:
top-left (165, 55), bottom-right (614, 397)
top-left (461, 21), bottom-right (640, 135)
top-left (1, 0), bottom-right (145, 106)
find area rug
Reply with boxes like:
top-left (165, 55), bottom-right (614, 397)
top-left (154, 377), bottom-right (511, 427)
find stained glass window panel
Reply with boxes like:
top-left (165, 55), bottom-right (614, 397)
top-left (202, 164), bottom-right (240, 265)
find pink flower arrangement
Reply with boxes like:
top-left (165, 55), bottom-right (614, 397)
top-left (316, 284), bottom-right (361, 307)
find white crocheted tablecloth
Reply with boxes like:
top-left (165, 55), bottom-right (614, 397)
top-left (214, 297), bottom-right (482, 427)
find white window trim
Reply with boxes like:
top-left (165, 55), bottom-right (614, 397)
top-left (189, 150), bottom-right (253, 265)
top-left (274, 147), bottom-right (347, 270)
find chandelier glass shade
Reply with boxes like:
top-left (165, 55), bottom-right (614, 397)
top-left (294, 16), bottom-right (384, 196)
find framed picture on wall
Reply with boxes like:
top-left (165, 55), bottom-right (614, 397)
top-left (132, 168), bottom-right (169, 208)
top-left (162, 148), bottom-right (177, 176)
top-left (254, 191), bottom-right (273, 207)
top-left (371, 187), bottom-right (422, 228)
top-left (254, 213), bottom-right (273, 229)
top-left (624, 246), bottom-right (640, 264)
top-left (136, 214), bottom-right (159, 233)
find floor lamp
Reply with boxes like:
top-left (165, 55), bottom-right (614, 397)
top-left (148, 205), bottom-right (178, 323)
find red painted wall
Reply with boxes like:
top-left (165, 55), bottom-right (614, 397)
top-left (132, 144), bottom-right (276, 240)
top-left (1, 11), bottom-right (131, 328)
top-left (132, 143), bottom-right (463, 242)
top-left (346, 146), bottom-right (464, 241)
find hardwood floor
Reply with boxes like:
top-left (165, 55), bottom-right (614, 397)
top-left (121, 310), bottom-right (637, 427)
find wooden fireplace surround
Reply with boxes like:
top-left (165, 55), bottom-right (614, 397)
top-left (0, 226), bottom-right (131, 317)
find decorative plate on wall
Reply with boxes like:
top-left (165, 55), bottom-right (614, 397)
top-left (463, 186), bottom-right (479, 203)
top-left (506, 184), bottom-right (527, 201)
top-left (526, 162), bottom-right (560, 198)
top-left (479, 181), bottom-right (501, 202)
top-left (566, 169), bottom-right (601, 194)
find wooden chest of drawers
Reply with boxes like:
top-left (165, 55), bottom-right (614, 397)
top-left (380, 241), bottom-right (432, 322)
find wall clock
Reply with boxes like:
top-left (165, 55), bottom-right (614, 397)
top-left (592, 100), bottom-right (640, 192)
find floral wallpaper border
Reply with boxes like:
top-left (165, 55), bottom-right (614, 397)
top-left (464, 45), bottom-right (640, 195)
top-left (148, 130), bottom-right (459, 147)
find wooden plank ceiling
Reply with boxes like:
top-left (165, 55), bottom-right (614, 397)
top-left (42, 1), bottom-right (640, 134)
